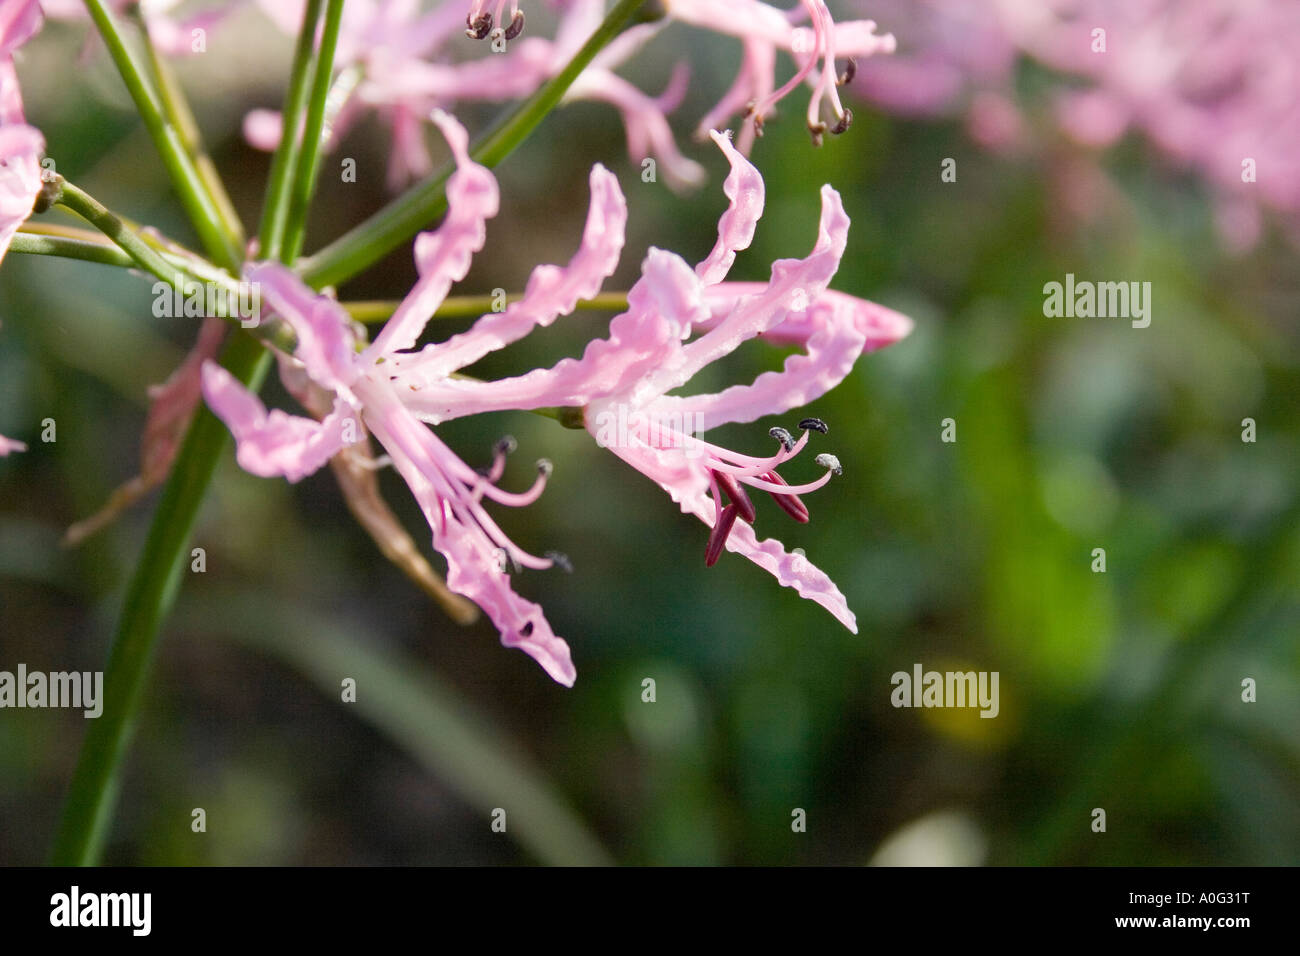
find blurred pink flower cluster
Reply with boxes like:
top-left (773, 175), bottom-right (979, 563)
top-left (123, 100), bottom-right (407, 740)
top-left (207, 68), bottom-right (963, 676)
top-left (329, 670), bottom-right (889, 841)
top-left (242, 0), bottom-right (896, 189)
top-left (850, 0), bottom-right (1300, 249)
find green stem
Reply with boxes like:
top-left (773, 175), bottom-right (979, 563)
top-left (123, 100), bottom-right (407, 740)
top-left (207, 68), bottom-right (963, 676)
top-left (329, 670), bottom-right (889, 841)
top-left (297, 0), bottom-right (652, 290)
top-left (9, 231), bottom-right (137, 268)
top-left (53, 179), bottom-right (182, 286)
top-left (129, 5), bottom-right (246, 253)
top-left (50, 333), bottom-right (273, 865)
top-left (258, 0), bottom-right (325, 262)
top-left (81, 0), bottom-right (243, 270)
top-left (342, 291), bottom-right (631, 323)
top-left (11, 228), bottom-right (297, 353)
top-left (282, 0), bottom-right (346, 262)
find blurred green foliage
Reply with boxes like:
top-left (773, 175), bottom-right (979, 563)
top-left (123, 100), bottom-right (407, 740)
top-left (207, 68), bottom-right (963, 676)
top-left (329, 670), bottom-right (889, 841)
top-left (1, 15), bottom-right (1297, 865)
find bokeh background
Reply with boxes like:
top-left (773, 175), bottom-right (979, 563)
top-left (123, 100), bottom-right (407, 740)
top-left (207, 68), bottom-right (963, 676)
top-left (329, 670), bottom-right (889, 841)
top-left (1, 2), bottom-right (1298, 865)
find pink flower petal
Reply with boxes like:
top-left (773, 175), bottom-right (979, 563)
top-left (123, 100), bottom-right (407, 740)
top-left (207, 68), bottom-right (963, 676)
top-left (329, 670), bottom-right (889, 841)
top-left (201, 361), bottom-right (355, 483)
top-left (396, 248), bottom-right (705, 422)
top-left (141, 316), bottom-right (226, 481)
top-left (391, 163), bottom-right (627, 380)
top-left (0, 0), bottom-right (42, 58)
top-left (365, 110), bottom-right (500, 358)
top-left (0, 67), bottom-right (44, 264)
top-left (608, 438), bottom-right (856, 633)
top-left (358, 378), bottom-right (575, 685)
top-left (568, 68), bottom-right (706, 191)
top-left (646, 183), bottom-right (851, 397)
top-left (245, 261), bottom-right (359, 398)
top-left (695, 129), bottom-right (766, 285)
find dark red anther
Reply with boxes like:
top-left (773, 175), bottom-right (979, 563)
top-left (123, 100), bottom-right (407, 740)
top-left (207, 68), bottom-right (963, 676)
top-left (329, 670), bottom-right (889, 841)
top-left (504, 10), bottom-right (525, 40)
top-left (705, 504), bottom-right (740, 567)
top-left (713, 469), bottom-right (756, 524)
top-left (763, 471), bottom-right (810, 523)
top-left (466, 13), bottom-right (492, 38)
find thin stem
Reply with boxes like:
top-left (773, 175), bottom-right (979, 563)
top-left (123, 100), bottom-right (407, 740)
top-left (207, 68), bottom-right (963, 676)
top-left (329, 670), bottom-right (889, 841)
top-left (129, 5), bottom-right (246, 253)
top-left (23, 214), bottom-right (216, 270)
top-left (342, 291), bottom-right (631, 323)
top-left (9, 231), bottom-right (136, 268)
top-left (81, 0), bottom-right (243, 270)
top-left (24, 187), bottom-right (299, 360)
top-left (13, 226), bottom-right (220, 288)
top-left (297, 0), bottom-right (654, 290)
top-left (53, 179), bottom-right (182, 286)
top-left (50, 332), bottom-right (273, 865)
top-left (15, 221), bottom-right (132, 243)
top-left (258, 0), bottom-right (325, 262)
top-left (282, 0), bottom-right (346, 262)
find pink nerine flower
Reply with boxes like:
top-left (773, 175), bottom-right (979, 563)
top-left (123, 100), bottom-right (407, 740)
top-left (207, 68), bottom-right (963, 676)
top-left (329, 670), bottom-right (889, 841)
top-left (665, 0), bottom-right (896, 151)
top-left (204, 111), bottom-right (910, 682)
top-left (248, 0), bottom-right (708, 189)
top-left (203, 111), bottom-right (582, 684)
top-left (385, 128), bottom-right (912, 634)
top-left (248, 1), bottom-right (898, 191)
top-left (0, 0), bottom-right (44, 267)
top-left (464, 1), bottom-right (899, 154)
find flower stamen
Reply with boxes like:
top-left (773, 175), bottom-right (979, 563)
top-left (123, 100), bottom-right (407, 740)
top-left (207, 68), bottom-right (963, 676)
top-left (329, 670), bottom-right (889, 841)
top-left (706, 503), bottom-right (740, 567)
